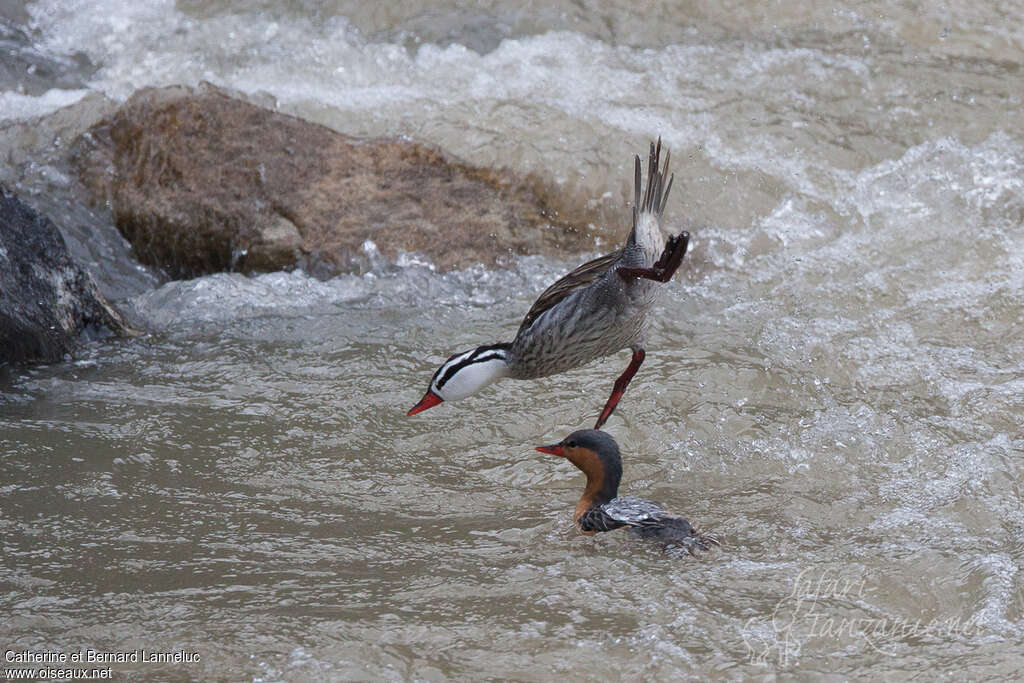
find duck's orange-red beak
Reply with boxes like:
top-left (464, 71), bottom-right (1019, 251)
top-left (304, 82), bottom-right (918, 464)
top-left (407, 390), bottom-right (443, 416)
top-left (535, 444), bottom-right (565, 457)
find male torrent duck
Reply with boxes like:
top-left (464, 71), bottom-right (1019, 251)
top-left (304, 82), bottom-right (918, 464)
top-left (537, 429), bottom-right (716, 553)
top-left (409, 139), bottom-right (691, 429)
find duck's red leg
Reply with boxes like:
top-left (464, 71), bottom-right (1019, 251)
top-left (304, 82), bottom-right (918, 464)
top-left (617, 231), bottom-right (690, 283)
top-left (594, 349), bottom-right (646, 429)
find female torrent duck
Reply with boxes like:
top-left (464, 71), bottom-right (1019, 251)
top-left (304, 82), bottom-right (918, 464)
top-left (408, 139), bottom-right (690, 429)
top-left (537, 429), bottom-right (716, 553)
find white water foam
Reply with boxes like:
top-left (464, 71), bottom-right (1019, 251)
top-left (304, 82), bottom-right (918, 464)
top-left (125, 255), bottom-right (573, 328)
top-left (20, 0), bottom-right (879, 180)
top-left (0, 87), bottom-right (89, 120)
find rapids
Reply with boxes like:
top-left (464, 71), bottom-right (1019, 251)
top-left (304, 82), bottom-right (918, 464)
top-left (2, 0), bottom-right (1022, 677)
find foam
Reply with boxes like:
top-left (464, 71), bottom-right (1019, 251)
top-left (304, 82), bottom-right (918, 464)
top-left (0, 88), bottom-right (89, 120)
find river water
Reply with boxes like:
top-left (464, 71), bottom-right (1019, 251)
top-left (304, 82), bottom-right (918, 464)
top-left (2, 0), bottom-right (1023, 679)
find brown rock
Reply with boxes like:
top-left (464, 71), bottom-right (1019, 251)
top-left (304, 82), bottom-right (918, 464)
top-left (72, 85), bottom-right (595, 278)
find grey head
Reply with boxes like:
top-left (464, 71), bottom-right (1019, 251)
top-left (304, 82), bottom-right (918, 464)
top-left (536, 429), bottom-right (623, 502)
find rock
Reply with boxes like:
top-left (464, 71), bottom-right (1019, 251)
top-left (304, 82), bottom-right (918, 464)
top-left (0, 183), bottom-right (135, 366)
top-left (72, 85), bottom-right (595, 279)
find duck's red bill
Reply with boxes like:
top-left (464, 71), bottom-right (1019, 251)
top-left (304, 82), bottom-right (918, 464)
top-left (407, 390), bottom-right (443, 416)
top-left (535, 444), bottom-right (565, 457)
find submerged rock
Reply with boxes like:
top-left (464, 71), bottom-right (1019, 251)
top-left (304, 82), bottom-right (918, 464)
top-left (72, 85), bottom-right (594, 278)
top-left (0, 184), bottom-right (135, 366)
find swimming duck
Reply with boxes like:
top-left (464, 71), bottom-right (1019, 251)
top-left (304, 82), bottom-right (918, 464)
top-left (536, 429), bottom-right (716, 553)
top-left (408, 139), bottom-right (690, 429)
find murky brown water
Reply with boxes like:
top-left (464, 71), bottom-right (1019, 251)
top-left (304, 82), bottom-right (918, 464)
top-left (3, 0), bottom-right (1024, 679)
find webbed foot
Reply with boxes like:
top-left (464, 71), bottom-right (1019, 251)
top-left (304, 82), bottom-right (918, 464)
top-left (617, 231), bottom-right (690, 283)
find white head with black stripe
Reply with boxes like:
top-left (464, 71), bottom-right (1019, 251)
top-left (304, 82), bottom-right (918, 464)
top-left (407, 344), bottom-right (512, 416)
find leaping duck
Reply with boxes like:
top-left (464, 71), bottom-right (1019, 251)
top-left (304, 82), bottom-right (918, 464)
top-left (536, 429), bottom-right (716, 553)
top-left (408, 139), bottom-right (690, 429)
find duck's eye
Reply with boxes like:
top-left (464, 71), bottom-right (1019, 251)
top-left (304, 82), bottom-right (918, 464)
top-left (564, 440), bottom-right (577, 448)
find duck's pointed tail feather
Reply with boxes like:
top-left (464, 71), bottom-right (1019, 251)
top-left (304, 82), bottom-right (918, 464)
top-left (630, 136), bottom-right (674, 238)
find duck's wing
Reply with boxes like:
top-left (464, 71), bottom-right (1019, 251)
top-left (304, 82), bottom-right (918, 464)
top-left (600, 496), bottom-right (668, 526)
top-left (605, 497), bottom-right (720, 553)
top-left (517, 249), bottom-right (622, 337)
top-left (577, 503), bottom-right (629, 533)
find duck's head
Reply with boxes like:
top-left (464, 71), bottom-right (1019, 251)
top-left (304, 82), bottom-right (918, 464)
top-left (407, 344), bottom-right (512, 416)
top-left (536, 429), bottom-right (623, 502)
